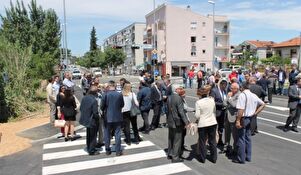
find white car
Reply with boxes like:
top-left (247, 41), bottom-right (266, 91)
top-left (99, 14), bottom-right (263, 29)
top-left (93, 69), bottom-right (102, 77)
top-left (218, 68), bottom-right (232, 79)
top-left (72, 70), bottom-right (82, 79)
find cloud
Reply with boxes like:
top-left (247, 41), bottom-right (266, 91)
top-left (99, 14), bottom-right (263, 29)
top-left (233, 1), bottom-right (252, 9)
top-left (223, 6), bottom-right (301, 31)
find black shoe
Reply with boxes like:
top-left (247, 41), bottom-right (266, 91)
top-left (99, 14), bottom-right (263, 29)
top-left (254, 130), bottom-right (259, 133)
top-left (291, 128), bottom-right (299, 132)
top-left (64, 137), bottom-right (69, 142)
top-left (138, 137), bottom-right (143, 141)
top-left (142, 130), bottom-right (150, 134)
top-left (88, 151), bottom-right (100, 156)
top-left (150, 125), bottom-right (156, 130)
top-left (70, 136), bottom-right (76, 141)
top-left (232, 159), bottom-right (245, 164)
top-left (116, 152), bottom-right (123, 156)
top-left (171, 158), bottom-right (184, 163)
top-left (138, 127), bottom-right (145, 132)
top-left (167, 155), bottom-right (172, 160)
top-left (96, 143), bottom-right (104, 148)
top-left (106, 151), bottom-right (112, 155)
top-left (283, 126), bottom-right (290, 132)
top-left (126, 142), bottom-right (131, 146)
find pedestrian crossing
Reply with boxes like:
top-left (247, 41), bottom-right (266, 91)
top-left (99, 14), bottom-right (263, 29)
top-left (42, 129), bottom-right (194, 175)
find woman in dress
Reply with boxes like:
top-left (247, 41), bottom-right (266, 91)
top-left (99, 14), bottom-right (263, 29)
top-left (61, 88), bottom-right (77, 141)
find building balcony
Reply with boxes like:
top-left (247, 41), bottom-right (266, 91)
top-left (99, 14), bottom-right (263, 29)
top-left (215, 45), bottom-right (230, 49)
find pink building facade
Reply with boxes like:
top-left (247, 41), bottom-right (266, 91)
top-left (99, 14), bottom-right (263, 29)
top-left (145, 4), bottom-right (230, 76)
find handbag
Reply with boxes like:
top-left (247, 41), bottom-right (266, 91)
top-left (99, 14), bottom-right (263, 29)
top-left (187, 123), bottom-right (198, 135)
top-left (54, 119), bottom-right (66, 128)
top-left (130, 93), bottom-right (141, 116)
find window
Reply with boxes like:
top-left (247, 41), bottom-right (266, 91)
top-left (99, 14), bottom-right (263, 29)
top-left (191, 46), bottom-right (196, 56)
top-left (202, 49), bottom-right (206, 54)
top-left (202, 22), bottom-right (206, 27)
top-left (191, 36), bottom-right (196, 43)
top-left (190, 22), bottom-right (197, 30)
top-left (202, 36), bottom-right (206, 40)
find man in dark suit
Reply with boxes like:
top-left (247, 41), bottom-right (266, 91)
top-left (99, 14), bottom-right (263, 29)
top-left (79, 85), bottom-right (100, 155)
top-left (289, 64), bottom-right (299, 86)
top-left (277, 67), bottom-right (287, 95)
top-left (167, 84), bottom-right (190, 163)
top-left (150, 81), bottom-right (163, 130)
top-left (137, 82), bottom-right (152, 134)
top-left (249, 77), bottom-right (266, 135)
top-left (101, 81), bottom-right (125, 156)
top-left (210, 79), bottom-right (227, 147)
top-left (284, 78), bottom-right (301, 132)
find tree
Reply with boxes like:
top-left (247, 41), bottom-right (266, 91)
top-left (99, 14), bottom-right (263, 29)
top-left (90, 26), bottom-right (97, 51)
top-left (104, 47), bottom-right (126, 71)
top-left (261, 55), bottom-right (291, 65)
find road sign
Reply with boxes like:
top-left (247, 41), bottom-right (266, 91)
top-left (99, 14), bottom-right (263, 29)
top-left (152, 53), bottom-right (158, 60)
top-left (152, 49), bottom-right (157, 54)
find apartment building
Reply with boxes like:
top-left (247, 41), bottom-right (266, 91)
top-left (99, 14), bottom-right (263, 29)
top-left (103, 22), bottom-right (146, 74)
top-left (145, 4), bottom-right (230, 76)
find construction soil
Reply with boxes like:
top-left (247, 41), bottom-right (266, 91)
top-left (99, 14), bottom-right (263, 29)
top-left (0, 104), bottom-right (49, 157)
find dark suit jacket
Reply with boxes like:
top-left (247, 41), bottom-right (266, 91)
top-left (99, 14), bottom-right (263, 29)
top-left (277, 70), bottom-right (287, 82)
top-left (250, 84), bottom-right (266, 98)
top-left (150, 85), bottom-right (162, 104)
top-left (210, 86), bottom-right (226, 117)
top-left (167, 94), bottom-right (189, 128)
top-left (79, 94), bottom-right (99, 128)
top-left (288, 85), bottom-right (300, 109)
top-left (137, 86), bottom-right (152, 112)
top-left (101, 90), bottom-right (124, 123)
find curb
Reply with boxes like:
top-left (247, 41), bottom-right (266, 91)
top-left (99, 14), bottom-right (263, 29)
top-left (30, 125), bottom-right (85, 144)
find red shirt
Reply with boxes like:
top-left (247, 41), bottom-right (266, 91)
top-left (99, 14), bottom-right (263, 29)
top-left (188, 71), bottom-right (195, 79)
top-left (229, 72), bottom-right (238, 80)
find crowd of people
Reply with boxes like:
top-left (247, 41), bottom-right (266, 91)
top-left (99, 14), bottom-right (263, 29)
top-left (46, 64), bottom-right (301, 164)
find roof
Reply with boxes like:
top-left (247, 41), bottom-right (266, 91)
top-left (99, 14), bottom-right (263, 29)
top-left (272, 37), bottom-right (301, 48)
top-left (246, 40), bottom-right (274, 48)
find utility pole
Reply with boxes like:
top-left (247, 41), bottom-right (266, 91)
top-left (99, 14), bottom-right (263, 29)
top-left (208, 1), bottom-right (215, 73)
top-left (63, 0), bottom-right (68, 66)
top-left (299, 32), bottom-right (301, 70)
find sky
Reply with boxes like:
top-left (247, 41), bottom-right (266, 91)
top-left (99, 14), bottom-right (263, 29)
top-left (0, 0), bottom-right (300, 56)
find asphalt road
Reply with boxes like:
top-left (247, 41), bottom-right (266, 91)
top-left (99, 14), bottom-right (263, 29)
top-left (1, 76), bottom-right (300, 175)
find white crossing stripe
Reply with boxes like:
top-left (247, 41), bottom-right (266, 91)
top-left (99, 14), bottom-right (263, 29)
top-left (259, 131), bottom-right (301, 145)
top-left (43, 139), bottom-right (86, 149)
top-left (107, 163), bottom-right (191, 175)
top-left (258, 116), bottom-right (301, 129)
top-left (43, 141), bottom-right (154, 160)
top-left (75, 132), bottom-right (144, 138)
top-left (42, 150), bottom-right (166, 175)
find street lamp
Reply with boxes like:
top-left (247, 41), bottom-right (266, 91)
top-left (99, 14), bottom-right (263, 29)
top-left (63, 0), bottom-right (68, 66)
top-left (208, 0), bottom-right (215, 72)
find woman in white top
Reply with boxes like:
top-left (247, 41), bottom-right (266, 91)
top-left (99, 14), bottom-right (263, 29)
top-left (195, 85), bottom-right (218, 163)
top-left (122, 83), bottom-right (140, 145)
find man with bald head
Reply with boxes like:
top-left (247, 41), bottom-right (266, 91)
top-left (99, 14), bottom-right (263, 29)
top-left (224, 82), bottom-right (241, 155)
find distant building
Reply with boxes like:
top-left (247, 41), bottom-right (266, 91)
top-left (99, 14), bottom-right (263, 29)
top-left (235, 40), bottom-right (274, 60)
top-left (145, 4), bottom-right (230, 76)
top-left (272, 37), bottom-right (301, 64)
top-left (103, 22), bottom-right (146, 74)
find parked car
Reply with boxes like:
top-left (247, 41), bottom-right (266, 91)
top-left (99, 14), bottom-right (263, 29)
top-left (218, 68), bottom-right (232, 79)
top-left (72, 70), bottom-right (82, 79)
top-left (93, 69), bottom-right (102, 77)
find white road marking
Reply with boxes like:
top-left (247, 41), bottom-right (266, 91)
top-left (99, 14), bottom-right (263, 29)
top-left (43, 141), bottom-right (154, 160)
top-left (259, 131), bottom-right (301, 145)
top-left (43, 136), bottom-right (132, 150)
top-left (107, 163), bottom-right (191, 175)
top-left (265, 105), bottom-right (289, 111)
top-left (42, 150), bottom-right (166, 175)
top-left (259, 111), bottom-right (301, 128)
top-left (75, 131), bottom-right (143, 139)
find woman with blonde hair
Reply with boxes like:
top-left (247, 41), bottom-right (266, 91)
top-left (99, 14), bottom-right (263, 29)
top-left (195, 85), bottom-right (217, 163)
top-left (122, 83), bottom-right (140, 145)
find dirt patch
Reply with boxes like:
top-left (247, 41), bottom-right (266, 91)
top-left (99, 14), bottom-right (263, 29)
top-left (0, 103), bottom-right (50, 157)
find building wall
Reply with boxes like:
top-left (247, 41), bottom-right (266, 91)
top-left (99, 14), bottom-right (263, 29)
top-left (146, 5), bottom-right (230, 76)
top-left (257, 48), bottom-right (267, 59)
top-left (273, 46), bottom-right (300, 59)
